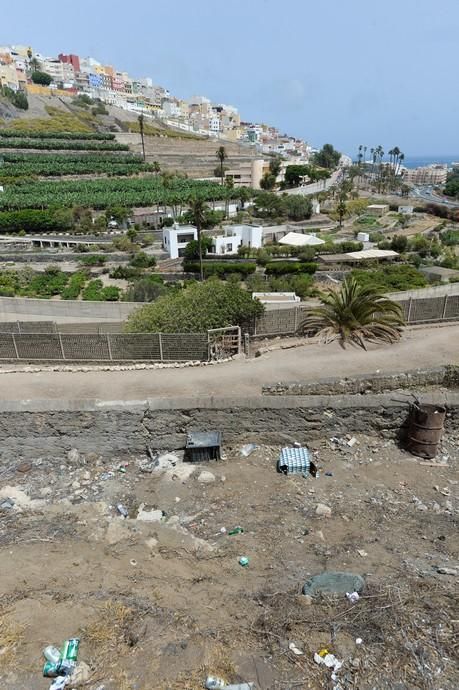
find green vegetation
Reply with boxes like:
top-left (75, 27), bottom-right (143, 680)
top-left (124, 276), bottom-right (168, 302)
top-left (441, 229), bottom-right (459, 246)
top-left (284, 164), bottom-right (331, 187)
top-left (0, 152), bottom-right (152, 178)
top-left (302, 277), bottom-right (404, 349)
top-left (183, 261), bottom-right (256, 277)
top-left (254, 192), bottom-right (313, 220)
top-left (264, 261), bottom-right (317, 276)
top-left (125, 279), bottom-right (264, 333)
top-left (312, 143), bottom-right (341, 170)
top-left (444, 173), bottom-right (459, 199)
top-left (0, 209), bottom-right (73, 232)
top-left (0, 137), bottom-right (128, 151)
top-left (78, 255), bottom-right (107, 267)
top-left (30, 71), bottom-right (52, 86)
top-left (129, 252), bottom-right (157, 268)
top-left (0, 129), bottom-right (114, 140)
top-left (124, 120), bottom-right (202, 140)
top-left (352, 264), bottom-right (427, 292)
top-left (61, 271), bottom-right (87, 300)
top-left (0, 176), bottom-right (242, 212)
top-left (82, 279), bottom-right (120, 301)
top-left (1, 87), bottom-right (28, 110)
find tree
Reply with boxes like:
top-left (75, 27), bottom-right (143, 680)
top-left (124, 277), bottom-right (167, 303)
top-left (260, 173), bottom-right (276, 190)
top-left (31, 71), bottom-right (52, 86)
top-left (390, 235), bottom-right (408, 252)
top-left (138, 114), bottom-right (146, 161)
top-left (282, 195), bottom-right (313, 221)
top-left (254, 191), bottom-right (284, 218)
top-left (216, 146), bottom-right (227, 185)
top-left (302, 277), bottom-right (404, 349)
top-left (189, 197), bottom-right (208, 281)
top-left (184, 237), bottom-right (213, 260)
top-left (125, 279), bottom-right (265, 333)
top-left (29, 57), bottom-right (40, 73)
top-left (313, 144), bottom-right (341, 170)
top-left (268, 155), bottom-right (282, 177)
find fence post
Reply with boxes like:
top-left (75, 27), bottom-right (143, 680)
top-left (442, 294), bottom-right (448, 319)
top-left (17, 321), bottom-right (21, 334)
top-left (106, 334), bottom-right (113, 361)
top-left (294, 307), bottom-right (298, 334)
top-left (407, 297), bottom-right (413, 323)
top-left (11, 333), bottom-right (19, 360)
top-left (159, 333), bottom-right (163, 361)
top-left (244, 332), bottom-right (250, 356)
top-left (58, 333), bottom-right (65, 360)
top-left (237, 326), bottom-right (242, 354)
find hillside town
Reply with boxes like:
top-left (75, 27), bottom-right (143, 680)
top-left (0, 43), bottom-right (312, 157)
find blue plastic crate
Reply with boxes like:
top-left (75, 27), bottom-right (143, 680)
top-left (277, 447), bottom-right (310, 475)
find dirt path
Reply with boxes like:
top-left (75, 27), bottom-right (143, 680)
top-left (0, 324), bottom-right (457, 402)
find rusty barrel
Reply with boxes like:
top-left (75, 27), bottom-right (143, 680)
top-left (407, 403), bottom-right (446, 459)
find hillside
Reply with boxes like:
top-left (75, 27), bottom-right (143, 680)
top-left (0, 93), bottom-right (259, 178)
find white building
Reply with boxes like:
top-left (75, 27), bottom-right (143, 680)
top-left (162, 224), bottom-right (197, 259)
top-left (211, 225), bottom-right (263, 255)
top-left (278, 232), bottom-right (325, 247)
top-left (398, 205), bottom-right (414, 215)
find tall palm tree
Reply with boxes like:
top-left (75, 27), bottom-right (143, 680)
top-left (302, 277), bottom-right (404, 350)
top-left (216, 146), bottom-right (227, 185)
top-left (189, 197), bottom-right (208, 281)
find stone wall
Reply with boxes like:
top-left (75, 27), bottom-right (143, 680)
top-left (0, 392), bottom-right (457, 461)
top-left (262, 366), bottom-right (459, 396)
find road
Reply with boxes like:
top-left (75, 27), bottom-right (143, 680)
top-left (1, 323), bottom-right (457, 402)
top-left (412, 185), bottom-right (459, 208)
top-left (282, 170), bottom-right (341, 196)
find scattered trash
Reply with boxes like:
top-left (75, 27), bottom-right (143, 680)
top-left (205, 676), bottom-right (227, 690)
top-left (346, 591), bottom-right (360, 604)
top-left (220, 527), bottom-right (227, 534)
top-left (43, 645), bottom-right (61, 664)
top-left (288, 642), bottom-right (304, 656)
top-left (228, 526), bottom-right (244, 536)
top-left (303, 572), bottom-right (365, 597)
top-left (355, 637), bottom-right (363, 645)
top-left (325, 471), bottom-right (333, 477)
top-left (225, 684), bottom-right (255, 689)
top-left (357, 549), bottom-right (368, 558)
top-left (347, 437), bottom-right (357, 448)
top-left (277, 447), bottom-right (316, 476)
top-left (185, 431), bottom-right (222, 462)
top-left (238, 556), bottom-right (249, 567)
top-left (240, 444), bottom-right (257, 457)
top-left (116, 503), bottom-right (129, 518)
top-left (437, 566), bottom-right (458, 576)
top-left (136, 504), bottom-right (165, 522)
top-left (43, 659), bottom-right (75, 678)
top-left (0, 498), bottom-right (15, 510)
top-left (314, 651), bottom-right (343, 673)
top-left (49, 677), bottom-right (70, 690)
top-left (130, 559), bottom-right (137, 567)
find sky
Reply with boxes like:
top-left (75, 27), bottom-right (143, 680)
top-left (2, 0), bottom-right (458, 156)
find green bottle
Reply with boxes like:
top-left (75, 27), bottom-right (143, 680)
top-left (61, 637), bottom-right (80, 662)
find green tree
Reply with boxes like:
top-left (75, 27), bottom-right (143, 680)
top-left (260, 173), bottom-right (276, 190)
top-left (303, 277), bottom-right (404, 349)
top-left (313, 143), bottom-right (341, 170)
top-left (390, 235), bottom-right (408, 252)
top-left (31, 71), bottom-right (52, 86)
top-left (254, 191), bottom-right (284, 218)
top-left (216, 146), bottom-right (227, 185)
top-left (282, 195), bottom-right (313, 221)
top-left (268, 155), bottom-right (282, 177)
top-left (125, 279), bottom-right (264, 333)
top-left (184, 236), bottom-right (213, 260)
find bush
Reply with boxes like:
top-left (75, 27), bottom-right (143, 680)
top-left (352, 265), bottom-right (427, 292)
top-left (265, 261), bottom-right (318, 276)
top-left (110, 265), bottom-right (143, 280)
top-left (78, 254), bottom-right (107, 266)
top-left (183, 260), bottom-right (256, 277)
top-left (124, 277), bottom-right (168, 302)
top-left (82, 279), bottom-right (120, 301)
top-left (125, 279), bottom-right (264, 333)
top-left (0, 209), bottom-right (73, 233)
top-left (282, 195), bottom-right (313, 221)
top-left (61, 271), bottom-right (87, 299)
top-left (31, 71), bottom-right (52, 86)
top-left (184, 237), bottom-right (213, 260)
top-left (129, 251), bottom-right (157, 268)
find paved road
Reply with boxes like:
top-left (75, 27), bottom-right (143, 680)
top-left (1, 324), bottom-right (457, 402)
top-left (413, 186), bottom-right (459, 208)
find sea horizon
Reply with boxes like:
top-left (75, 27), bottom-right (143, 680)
top-left (357, 154), bottom-right (459, 169)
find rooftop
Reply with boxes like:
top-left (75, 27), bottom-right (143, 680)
top-left (278, 232), bottom-right (325, 247)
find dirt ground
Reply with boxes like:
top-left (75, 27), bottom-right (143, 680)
top-left (0, 430), bottom-right (457, 690)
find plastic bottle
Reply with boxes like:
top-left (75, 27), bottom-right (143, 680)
top-left (43, 645), bottom-right (61, 664)
top-left (205, 677), bottom-right (226, 690)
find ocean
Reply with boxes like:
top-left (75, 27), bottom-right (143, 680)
top-left (392, 155), bottom-right (459, 169)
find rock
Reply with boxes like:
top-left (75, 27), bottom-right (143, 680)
top-left (145, 537), bottom-right (158, 549)
top-left (82, 471), bottom-right (91, 480)
top-left (136, 504), bottom-right (164, 522)
top-left (303, 571), bottom-right (365, 597)
top-left (300, 595), bottom-right (313, 606)
top-left (437, 567), bottom-right (458, 576)
top-left (71, 661), bottom-right (91, 684)
top-left (67, 448), bottom-right (81, 464)
top-left (71, 480), bottom-right (81, 490)
top-left (315, 503), bottom-right (332, 517)
top-left (154, 453), bottom-right (180, 471)
top-left (198, 471), bottom-right (216, 484)
top-left (16, 461), bottom-right (32, 473)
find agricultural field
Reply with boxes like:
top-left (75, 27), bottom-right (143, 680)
top-left (0, 176), bottom-right (240, 211)
top-left (0, 152), bottom-right (155, 178)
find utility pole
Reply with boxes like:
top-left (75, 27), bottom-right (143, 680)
top-left (138, 113), bottom-right (146, 161)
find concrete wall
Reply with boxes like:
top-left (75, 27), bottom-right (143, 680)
top-left (0, 296), bottom-right (138, 323)
top-left (0, 392), bottom-right (456, 460)
top-left (389, 283), bottom-right (459, 300)
top-left (262, 366), bottom-right (459, 396)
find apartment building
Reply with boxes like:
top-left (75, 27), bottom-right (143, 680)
top-left (403, 165), bottom-right (448, 185)
top-left (58, 53), bottom-right (81, 72)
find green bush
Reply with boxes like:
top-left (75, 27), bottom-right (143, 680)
top-left (264, 261), bottom-right (317, 276)
top-left (352, 264), bottom-right (427, 292)
top-left (110, 265), bottom-right (143, 280)
top-left (78, 254), bottom-right (107, 266)
top-left (129, 251), bottom-right (157, 268)
top-left (125, 279), bottom-right (264, 333)
top-left (61, 271), bottom-right (87, 299)
top-left (124, 277), bottom-right (168, 302)
top-left (0, 209), bottom-right (74, 233)
top-left (82, 279), bottom-right (120, 301)
top-left (183, 261), bottom-right (256, 277)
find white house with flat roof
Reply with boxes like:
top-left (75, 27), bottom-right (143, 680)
top-left (162, 224), bottom-right (197, 258)
top-left (211, 224), bottom-right (263, 255)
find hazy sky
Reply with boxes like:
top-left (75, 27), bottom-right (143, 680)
top-left (2, 0), bottom-right (458, 155)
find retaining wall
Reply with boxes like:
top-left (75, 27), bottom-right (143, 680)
top-left (0, 392), bottom-right (457, 460)
top-left (262, 366), bottom-right (459, 396)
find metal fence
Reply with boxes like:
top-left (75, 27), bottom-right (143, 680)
top-left (0, 326), bottom-right (242, 363)
top-left (250, 293), bottom-right (459, 336)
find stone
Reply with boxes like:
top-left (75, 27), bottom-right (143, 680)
top-left (71, 480), bottom-right (81, 490)
top-left (71, 661), bottom-right (91, 684)
top-left (145, 537), bottom-right (158, 549)
top-left (315, 503), bottom-right (332, 517)
top-left (301, 595), bottom-right (313, 606)
top-left (136, 504), bottom-right (164, 522)
top-left (197, 471), bottom-right (216, 484)
top-left (16, 461), bottom-right (32, 473)
top-left (437, 567), bottom-right (458, 576)
top-left (67, 448), bottom-right (81, 464)
top-left (302, 571), bottom-right (365, 597)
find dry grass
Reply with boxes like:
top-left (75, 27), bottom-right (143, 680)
top-left (160, 643), bottom-right (237, 690)
top-left (83, 600), bottom-right (134, 658)
top-left (0, 611), bottom-right (25, 671)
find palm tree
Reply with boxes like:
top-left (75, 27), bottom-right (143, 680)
top-left (302, 277), bottom-right (404, 350)
top-left (216, 146), bottom-right (227, 185)
top-left (189, 197), bottom-right (208, 281)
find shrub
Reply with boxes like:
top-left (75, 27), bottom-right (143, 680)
top-left (31, 71), bottom-right (52, 86)
top-left (183, 261), bottom-right (256, 277)
top-left (352, 264), bottom-right (427, 292)
top-left (129, 251), bottom-right (157, 268)
top-left (78, 254), bottom-right (107, 266)
top-left (264, 261), bottom-right (317, 276)
top-left (61, 271), bottom-right (87, 299)
top-left (124, 277), bottom-right (168, 302)
top-left (125, 279), bottom-right (264, 333)
top-left (82, 279), bottom-right (120, 301)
